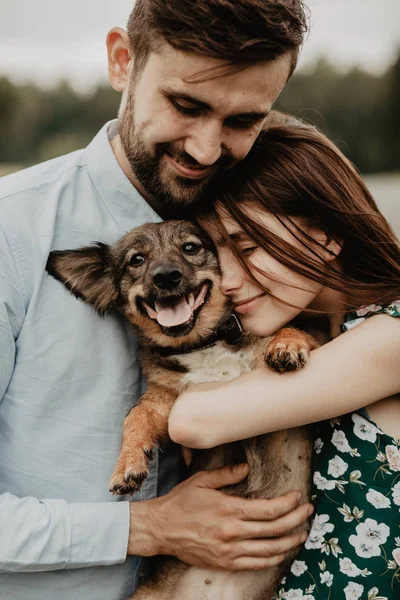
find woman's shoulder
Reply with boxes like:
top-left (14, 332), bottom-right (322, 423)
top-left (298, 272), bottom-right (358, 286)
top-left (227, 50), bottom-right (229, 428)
top-left (342, 299), bottom-right (400, 333)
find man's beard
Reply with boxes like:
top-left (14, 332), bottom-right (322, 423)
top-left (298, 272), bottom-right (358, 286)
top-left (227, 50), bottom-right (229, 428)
top-left (118, 91), bottom-right (233, 208)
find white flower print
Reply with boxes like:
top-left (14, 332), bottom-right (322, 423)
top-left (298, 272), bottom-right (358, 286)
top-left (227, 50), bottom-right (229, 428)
top-left (388, 299), bottom-right (400, 310)
top-left (366, 587), bottom-right (387, 600)
top-left (366, 488), bottom-right (391, 509)
top-left (319, 571), bottom-right (333, 587)
top-left (344, 317), bottom-right (366, 331)
top-left (392, 481), bottom-right (400, 506)
top-left (356, 303), bottom-right (382, 316)
top-left (393, 548), bottom-right (400, 566)
top-left (305, 514), bottom-right (334, 550)
top-left (349, 518), bottom-right (390, 558)
top-left (344, 582), bottom-right (364, 600)
top-left (352, 413), bottom-right (382, 443)
top-left (314, 438), bottom-right (323, 454)
top-left (385, 445), bottom-right (400, 471)
top-left (331, 430), bottom-right (352, 453)
top-left (284, 590), bottom-right (304, 599)
top-left (327, 455), bottom-right (348, 477)
top-left (290, 560), bottom-right (308, 577)
top-left (313, 471), bottom-right (336, 490)
top-left (280, 588), bottom-right (315, 600)
top-left (339, 557), bottom-right (362, 577)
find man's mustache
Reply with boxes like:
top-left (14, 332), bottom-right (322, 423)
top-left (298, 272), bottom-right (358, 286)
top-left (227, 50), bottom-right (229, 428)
top-left (157, 143), bottom-right (234, 172)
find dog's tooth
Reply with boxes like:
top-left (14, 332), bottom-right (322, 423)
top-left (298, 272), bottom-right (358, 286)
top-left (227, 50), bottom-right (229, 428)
top-left (188, 293), bottom-right (195, 308)
top-left (143, 300), bottom-right (158, 319)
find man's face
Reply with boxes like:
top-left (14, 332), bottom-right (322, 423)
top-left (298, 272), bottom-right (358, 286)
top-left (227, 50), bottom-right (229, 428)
top-left (119, 43), bottom-right (292, 208)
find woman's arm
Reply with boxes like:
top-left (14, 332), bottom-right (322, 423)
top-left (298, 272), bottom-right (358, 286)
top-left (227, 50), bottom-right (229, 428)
top-left (169, 314), bottom-right (400, 448)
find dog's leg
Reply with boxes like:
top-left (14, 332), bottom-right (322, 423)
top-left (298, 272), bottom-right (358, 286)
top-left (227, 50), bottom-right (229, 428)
top-left (109, 386), bottom-right (177, 495)
top-left (265, 327), bottom-right (318, 373)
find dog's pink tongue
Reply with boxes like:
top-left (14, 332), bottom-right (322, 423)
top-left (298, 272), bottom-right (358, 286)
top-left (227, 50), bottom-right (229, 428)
top-left (156, 297), bottom-right (192, 327)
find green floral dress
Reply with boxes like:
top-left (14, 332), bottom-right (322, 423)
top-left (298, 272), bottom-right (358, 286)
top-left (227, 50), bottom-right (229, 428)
top-left (275, 300), bottom-right (400, 600)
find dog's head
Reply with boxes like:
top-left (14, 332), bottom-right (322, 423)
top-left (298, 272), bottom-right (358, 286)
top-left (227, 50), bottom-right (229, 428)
top-left (46, 221), bottom-right (230, 348)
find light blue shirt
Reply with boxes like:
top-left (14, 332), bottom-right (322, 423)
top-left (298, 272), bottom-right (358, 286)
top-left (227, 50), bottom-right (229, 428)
top-left (0, 122), bottom-right (183, 599)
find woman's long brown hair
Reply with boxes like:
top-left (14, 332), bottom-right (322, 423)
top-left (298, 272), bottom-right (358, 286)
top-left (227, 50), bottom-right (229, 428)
top-left (198, 121), bottom-right (400, 309)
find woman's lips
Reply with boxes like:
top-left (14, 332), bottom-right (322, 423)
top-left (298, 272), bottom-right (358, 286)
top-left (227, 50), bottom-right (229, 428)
top-left (166, 154), bottom-right (212, 180)
top-left (234, 294), bottom-right (265, 314)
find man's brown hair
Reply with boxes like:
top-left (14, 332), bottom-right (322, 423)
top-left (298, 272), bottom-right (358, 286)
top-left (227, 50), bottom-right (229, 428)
top-left (127, 0), bottom-right (308, 77)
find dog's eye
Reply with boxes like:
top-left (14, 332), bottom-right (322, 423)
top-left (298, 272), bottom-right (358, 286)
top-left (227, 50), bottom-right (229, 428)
top-left (182, 243), bottom-right (202, 255)
top-left (129, 253), bottom-right (146, 267)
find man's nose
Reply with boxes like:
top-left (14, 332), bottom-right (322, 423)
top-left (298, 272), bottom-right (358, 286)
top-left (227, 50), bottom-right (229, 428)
top-left (184, 121), bottom-right (224, 166)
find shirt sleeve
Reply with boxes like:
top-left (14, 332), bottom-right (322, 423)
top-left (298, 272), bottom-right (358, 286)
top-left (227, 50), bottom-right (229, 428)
top-left (0, 494), bottom-right (130, 571)
top-left (0, 225), bottom-right (130, 571)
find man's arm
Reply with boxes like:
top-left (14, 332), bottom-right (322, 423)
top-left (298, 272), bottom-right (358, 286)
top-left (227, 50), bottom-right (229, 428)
top-left (0, 494), bottom-right (130, 571)
top-left (169, 314), bottom-right (400, 449)
top-left (0, 226), bottom-right (132, 571)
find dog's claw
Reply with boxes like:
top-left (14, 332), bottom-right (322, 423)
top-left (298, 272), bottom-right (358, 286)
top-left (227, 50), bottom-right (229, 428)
top-left (266, 346), bottom-right (310, 373)
top-left (109, 446), bottom-right (153, 495)
top-left (109, 470), bottom-right (149, 496)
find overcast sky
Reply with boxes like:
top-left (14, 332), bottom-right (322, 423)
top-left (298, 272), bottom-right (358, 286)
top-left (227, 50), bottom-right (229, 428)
top-left (1, 0), bottom-right (399, 90)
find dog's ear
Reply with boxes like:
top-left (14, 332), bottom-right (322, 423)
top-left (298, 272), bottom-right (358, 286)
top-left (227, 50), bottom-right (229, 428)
top-left (46, 243), bottom-right (117, 315)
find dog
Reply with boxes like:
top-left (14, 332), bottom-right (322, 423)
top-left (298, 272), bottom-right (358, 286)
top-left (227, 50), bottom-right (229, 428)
top-left (46, 220), bottom-right (316, 600)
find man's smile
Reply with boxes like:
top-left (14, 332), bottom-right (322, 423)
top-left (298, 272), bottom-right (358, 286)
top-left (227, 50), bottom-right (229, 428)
top-left (165, 153), bottom-right (214, 180)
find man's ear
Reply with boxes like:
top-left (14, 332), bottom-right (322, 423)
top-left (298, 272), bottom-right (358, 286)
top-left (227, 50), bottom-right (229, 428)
top-left (46, 243), bottom-right (118, 315)
top-left (106, 27), bottom-right (133, 92)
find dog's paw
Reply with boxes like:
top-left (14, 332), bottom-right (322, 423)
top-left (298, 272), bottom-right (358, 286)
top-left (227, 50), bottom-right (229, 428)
top-left (265, 338), bottom-right (310, 373)
top-left (109, 447), bottom-right (153, 495)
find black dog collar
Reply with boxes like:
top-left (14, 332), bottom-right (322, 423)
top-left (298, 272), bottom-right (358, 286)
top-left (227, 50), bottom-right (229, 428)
top-left (155, 314), bottom-right (243, 357)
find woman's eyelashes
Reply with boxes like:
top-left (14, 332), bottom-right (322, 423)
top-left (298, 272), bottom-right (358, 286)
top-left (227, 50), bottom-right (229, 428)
top-left (240, 245), bottom-right (258, 256)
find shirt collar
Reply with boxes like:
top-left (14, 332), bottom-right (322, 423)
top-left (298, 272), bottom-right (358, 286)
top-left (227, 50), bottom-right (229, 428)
top-left (84, 120), bottom-right (162, 230)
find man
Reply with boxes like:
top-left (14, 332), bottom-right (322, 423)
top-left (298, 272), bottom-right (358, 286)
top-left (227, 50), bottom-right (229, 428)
top-left (0, 1), bottom-right (312, 598)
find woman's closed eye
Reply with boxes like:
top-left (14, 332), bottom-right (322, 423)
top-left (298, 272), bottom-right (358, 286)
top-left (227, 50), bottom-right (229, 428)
top-left (240, 245), bottom-right (258, 256)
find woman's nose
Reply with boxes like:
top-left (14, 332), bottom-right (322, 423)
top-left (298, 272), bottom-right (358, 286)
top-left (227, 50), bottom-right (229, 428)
top-left (220, 257), bottom-right (244, 296)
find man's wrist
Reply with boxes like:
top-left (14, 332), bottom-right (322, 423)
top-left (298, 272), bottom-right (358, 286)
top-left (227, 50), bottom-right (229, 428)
top-left (127, 498), bottom-right (165, 557)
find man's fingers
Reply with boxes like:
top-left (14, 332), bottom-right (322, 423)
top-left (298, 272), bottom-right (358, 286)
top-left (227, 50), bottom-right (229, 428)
top-left (196, 463), bottom-right (249, 489)
top-left (236, 502), bottom-right (313, 540)
top-left (230, 553), bottom-right (288, 571)
top-left (232, 490), bottom-right (304, 521)
top-left (232, 531), bottom-right (308, 559)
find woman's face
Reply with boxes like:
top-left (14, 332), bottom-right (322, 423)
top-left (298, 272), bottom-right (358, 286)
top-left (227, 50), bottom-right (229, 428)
top-left (201, 208), bottom-right (327, 337)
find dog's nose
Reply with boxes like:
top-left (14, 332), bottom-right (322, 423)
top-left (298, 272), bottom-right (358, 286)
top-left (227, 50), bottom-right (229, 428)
top-left (152, 265), bottom-right (183, 290)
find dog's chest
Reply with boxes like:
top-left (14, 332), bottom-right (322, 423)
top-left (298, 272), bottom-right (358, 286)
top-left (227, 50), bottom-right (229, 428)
top-left (179, 343), bottom-right (257, 386)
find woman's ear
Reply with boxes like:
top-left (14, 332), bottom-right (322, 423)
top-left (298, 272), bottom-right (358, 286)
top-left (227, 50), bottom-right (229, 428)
top-left (325, 237), bottom-right (343, 262)
top-left (106, 27), bottom-right (133, 92)
top-left (310, 228), bottom-right (343, 262)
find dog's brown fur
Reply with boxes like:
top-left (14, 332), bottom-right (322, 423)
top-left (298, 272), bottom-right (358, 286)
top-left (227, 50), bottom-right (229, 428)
top-left (46, 220), bottom-right (316, 600)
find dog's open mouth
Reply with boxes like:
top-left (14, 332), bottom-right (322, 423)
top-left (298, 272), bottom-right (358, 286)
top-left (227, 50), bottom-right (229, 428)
top-left (141, 283), bottom-right (209, 330)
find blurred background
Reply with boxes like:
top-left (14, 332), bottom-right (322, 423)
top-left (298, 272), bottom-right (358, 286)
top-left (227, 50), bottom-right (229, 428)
top-left (0, 0), bottom-right (399, 230)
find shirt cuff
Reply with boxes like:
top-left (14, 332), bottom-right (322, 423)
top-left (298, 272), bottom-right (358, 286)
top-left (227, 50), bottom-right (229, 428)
top-left (68, 500), bottom-right (130, 568)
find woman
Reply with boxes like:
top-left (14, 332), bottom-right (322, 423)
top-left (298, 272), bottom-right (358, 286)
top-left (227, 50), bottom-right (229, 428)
top-left (169, 122), bottom-right (400, 599)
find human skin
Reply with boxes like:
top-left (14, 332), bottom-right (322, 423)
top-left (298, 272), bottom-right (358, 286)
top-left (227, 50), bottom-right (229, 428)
top-left (104, 30), bottom-right (311, 568)
top-left (106, 28), bottom-right (292, 214)
top-left (168, 210), bottom-right (400, 448)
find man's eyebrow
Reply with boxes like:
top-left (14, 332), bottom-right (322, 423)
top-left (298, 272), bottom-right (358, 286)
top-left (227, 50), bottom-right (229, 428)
top-left (161, 86), bottom-right (270, 120)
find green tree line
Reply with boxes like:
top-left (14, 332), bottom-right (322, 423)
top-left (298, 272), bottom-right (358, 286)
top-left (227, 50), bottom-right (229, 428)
top-left (1, 51), bottom-right (399, 174)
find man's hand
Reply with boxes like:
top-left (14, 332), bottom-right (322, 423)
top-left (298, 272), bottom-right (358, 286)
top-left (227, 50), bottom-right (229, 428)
top-left (128, 463), bottom-right (312, 571)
